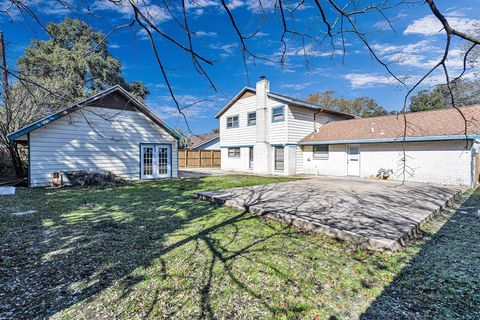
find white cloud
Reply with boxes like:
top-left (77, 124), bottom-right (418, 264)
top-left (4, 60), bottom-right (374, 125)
top-left (209, 43), bottom-right (238, 57)
top-left (0, 0), bottom-right (74, 17)
top-left (404, 14), bottom-right (480, 36)
top-left (91, 0), bottom-right (132, 16)
top-left (279, 82), bottom-right (313, 90)
top-left (245, 0), bottom-right (276, 13)
top-left (371, 40), bottom-right (440, 68)
top-left (92, 0), bottom-right (171, 24)
top-left (136, 28), bottom-right (150, 41)
top-left (152, 94), bottom-right (225, 120)
top-left (255, 31), bottom-right (269, 37)
top-left (371, 40), bottom-right (472, 74)
top-left (285, 43), bottom-right (343, 58)
top-left (194, 31), bottom-right (217, 37)
top-left (344, 73), bottom-right (393, 88)
top-left (184, 0), bottom-right (217, 8)
top-left (226, 0), bottom-right (245, 9)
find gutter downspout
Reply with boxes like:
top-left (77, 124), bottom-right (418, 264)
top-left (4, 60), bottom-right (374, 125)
top-left (473, 138), bottom-right (480, 187)
top-left (313, 109), bottom-right (323, 132)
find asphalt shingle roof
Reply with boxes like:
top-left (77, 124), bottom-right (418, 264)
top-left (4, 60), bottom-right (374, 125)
top-left (300, 105), bottom-right (480, 143)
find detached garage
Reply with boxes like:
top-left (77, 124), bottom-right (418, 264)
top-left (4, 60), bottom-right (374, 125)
top-left (8, 86), bottom-right (179, 187)
top-left (299, 105), bottom-right (480, 187)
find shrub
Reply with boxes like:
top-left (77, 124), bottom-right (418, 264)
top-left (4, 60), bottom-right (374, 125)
top-left (62, 170), bottom-right (126, 187)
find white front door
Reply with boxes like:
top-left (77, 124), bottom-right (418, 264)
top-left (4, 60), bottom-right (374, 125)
top-left (347, 145), bottom-right (360, 176)
top-left (141, 144), bottom-right (171, 179)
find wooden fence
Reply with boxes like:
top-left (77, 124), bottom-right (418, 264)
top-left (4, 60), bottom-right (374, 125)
top-left (179, 150), bottom-right (221, 168)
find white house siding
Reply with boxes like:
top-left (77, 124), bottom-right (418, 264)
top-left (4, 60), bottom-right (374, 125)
top-left (302, 144), bottom-right (347, 176)
top-left (220, 147), bottom-right (251, 172)
top-left (268, 99), bottom-right (288, 145)
top-left (29, 106), bottom-right (178, 187)
top-left (219, 94), bottom-right (288, 173)
top-left (219, 95), bottom-right (257, 148)
top-left (286, 107), bottom-right (348, 175)
top-left (287, 106), bottom-right (345, 144)
top-left (302, 140), bottom-right (474, 186)
top-left (295, 145), bottom-right (304, 174)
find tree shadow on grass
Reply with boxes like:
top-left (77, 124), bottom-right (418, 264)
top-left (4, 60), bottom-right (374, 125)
top-left (0, 176), bottom-right (311, 319)
top-left (360, 191), bottom-right (480, 319)
top-left (3, 175), bottom-right (470, 319)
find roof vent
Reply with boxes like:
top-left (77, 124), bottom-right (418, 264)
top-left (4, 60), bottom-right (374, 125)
top-left (371, 123), bottom-right (375, 133)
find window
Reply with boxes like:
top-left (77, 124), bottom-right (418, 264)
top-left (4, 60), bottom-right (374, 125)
top-left (228, 147), bottom-right (240, 158)
top-left (247, 112), bottom-right (256, 126)
top-left (272, 106), bottom-right (285, 122)
top-left (274, 146), bottom-right (284, 171)
top-left (313, 145), bottom-right (329, 159)
top-left (226, 115), bottom-right (239, 128)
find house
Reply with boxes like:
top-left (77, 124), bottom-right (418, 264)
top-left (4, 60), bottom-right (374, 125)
top-left (216, 77), bottom-right (355, 176)
top-left (188, 133), bottom-right (220, 150)
top-left (300, 106), bottom-right (480, 186)
top-left (217, 77), bottom-right (480, 187)
top-left (8, 86), bottom-right (180, 187)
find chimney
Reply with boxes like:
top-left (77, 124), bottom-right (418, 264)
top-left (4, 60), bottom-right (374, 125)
top-left (256, 76), bottom-right (269, 143)
top-left (253, 76), bottom-right (272, 174)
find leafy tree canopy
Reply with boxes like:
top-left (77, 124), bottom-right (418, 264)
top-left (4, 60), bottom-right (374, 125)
top-left (16, 18), bottom-right (148, 112)
top-left (409, 78), bottom-right (480, 112)
top-left (307, 90), bottom-right (391, 118)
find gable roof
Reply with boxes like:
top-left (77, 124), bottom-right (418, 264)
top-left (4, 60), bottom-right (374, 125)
top-left (215, 87), bottom-right (357, 119)
top-left (8, 85), bottom-right (180, 141)
top-left (189, 133), bottom-right (219, 149)
top-left (300, 105), bottom-right (480, 145)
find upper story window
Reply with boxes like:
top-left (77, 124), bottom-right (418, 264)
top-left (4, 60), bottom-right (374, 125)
top-left (313, 145), bottom-right (329, 159)
top-left (247, 112), bottom-right (256, 126)
top-left (226, 115), bottom-right (239, 129)
top-left (272, 106), bottom-right (285, 123)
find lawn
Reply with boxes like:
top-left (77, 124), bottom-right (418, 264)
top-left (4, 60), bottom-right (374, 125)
top-left (0, 175), bottom-right (479, 319)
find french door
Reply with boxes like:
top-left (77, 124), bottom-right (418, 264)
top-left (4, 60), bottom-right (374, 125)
top-left (140, 144), bottom-right (171, 179)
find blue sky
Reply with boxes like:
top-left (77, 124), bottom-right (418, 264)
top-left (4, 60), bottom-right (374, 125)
top-left (1, 0), bottom-right (479, 134)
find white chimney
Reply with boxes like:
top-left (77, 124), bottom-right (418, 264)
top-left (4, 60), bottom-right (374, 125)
top-left (256, 76), bottom-right (270, 143)
top-left (253, 76), bottom-right (272, 174)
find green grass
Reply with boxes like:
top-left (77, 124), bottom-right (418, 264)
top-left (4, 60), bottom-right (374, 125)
top-left (0, 175), bottom-right (479, 319)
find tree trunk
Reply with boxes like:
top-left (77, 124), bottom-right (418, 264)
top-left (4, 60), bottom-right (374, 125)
top-left (7, 142), bottom-right (25, 176)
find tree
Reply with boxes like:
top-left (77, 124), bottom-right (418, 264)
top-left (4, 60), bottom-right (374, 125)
top-left (16, 18), bottom-right (148, 112)
top-left (307, 91), bottom-right (390, 118)
top-left (0, 0), bottom-right (477, 127)
top-left (409, 89), bottom-right (445, 112)
top-left (174, 129), bottom-right (191, 149)
top-left (0, 18), bottom-right (149, 175)
top-left (409, 79), bottom-right (480, 112)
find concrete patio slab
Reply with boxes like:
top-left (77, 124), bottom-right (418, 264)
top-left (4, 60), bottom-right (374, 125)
top-left (197, 177), bottom-right (464, 251)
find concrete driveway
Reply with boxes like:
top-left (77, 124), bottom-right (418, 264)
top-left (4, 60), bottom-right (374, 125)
top-left (197, 177), bottom-right (463, 251)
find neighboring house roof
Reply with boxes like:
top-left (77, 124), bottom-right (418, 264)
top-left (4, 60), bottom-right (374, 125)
top-left (300, 105), bottom-right (480, 145)
top-left (215, 87), bottom-right (357, 119)
top-left (8, 85), bottom-right (180, 141)
top-left (189, 133), bottom-right (219, 149)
